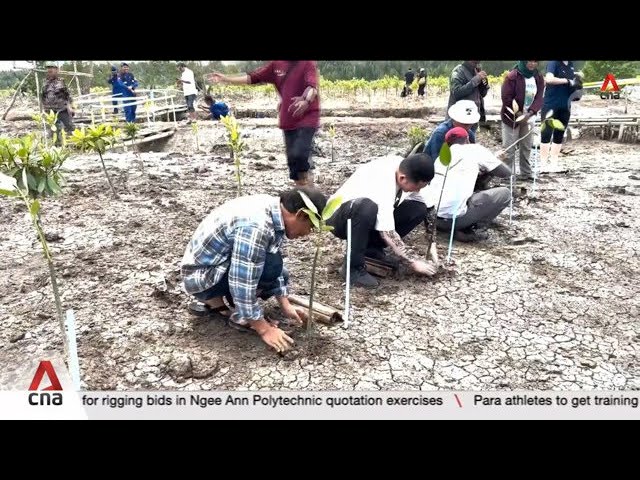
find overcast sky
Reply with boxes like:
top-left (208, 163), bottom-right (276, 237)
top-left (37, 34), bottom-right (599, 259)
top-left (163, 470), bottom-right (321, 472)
top-left (0, 61), bottom-right (237, 71)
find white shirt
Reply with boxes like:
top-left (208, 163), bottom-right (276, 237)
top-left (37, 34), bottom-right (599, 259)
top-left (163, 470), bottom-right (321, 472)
top-left (181, 68), bottom-right (198, 96)
top-left (524, 76), bottom-right (537, 111)
top-left (329, 155), bottom-right (404, 231)
top-left (419, 144), bottom-right (502, 218)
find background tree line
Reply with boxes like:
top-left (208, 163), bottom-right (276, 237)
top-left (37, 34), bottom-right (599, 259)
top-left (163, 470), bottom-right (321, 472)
top-left (2, 60), bottom-right (638, 94)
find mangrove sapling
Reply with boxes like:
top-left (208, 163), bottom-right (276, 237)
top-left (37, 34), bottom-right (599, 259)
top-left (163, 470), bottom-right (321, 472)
top-left (190, 120), bottom-right (200, 151)
top-left (69, 124), bottom-right (122, 199)
top-left (221, 115), bottom-right (245, 197)
top-left (425, 142), bottom-right (452, 257)
top-left (0, 138), bottom-right (72, 360)
top-left (123, 122), bottom-right (143, 171)
top-left (298, 191), bottom-right (342, 333)
top-left (328, 123), bottom-right (336, 163)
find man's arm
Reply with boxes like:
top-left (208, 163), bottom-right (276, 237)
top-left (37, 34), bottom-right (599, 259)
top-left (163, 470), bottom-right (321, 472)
top-left (380, 230), bottom-right (437, 276)
top-left (228, 225), bottom-right (294, 352)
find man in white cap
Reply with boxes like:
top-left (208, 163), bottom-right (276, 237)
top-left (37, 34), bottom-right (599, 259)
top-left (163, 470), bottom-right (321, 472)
top-left (417, 68), bottom-right (427, 97)
top-left (422, 99), bottom-right (479, 161)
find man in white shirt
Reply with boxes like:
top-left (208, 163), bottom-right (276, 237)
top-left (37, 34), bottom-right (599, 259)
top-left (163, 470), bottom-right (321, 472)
top-left (326, 153), bottom-right (438, 288)
top-left (420, 127), bottom-right (511, 242)
top-left (177, 62), bottom-right (199, 123)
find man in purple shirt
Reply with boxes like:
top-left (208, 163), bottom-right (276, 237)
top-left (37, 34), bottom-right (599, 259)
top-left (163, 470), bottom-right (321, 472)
top-left (207, 61), bottom-right (320, 187)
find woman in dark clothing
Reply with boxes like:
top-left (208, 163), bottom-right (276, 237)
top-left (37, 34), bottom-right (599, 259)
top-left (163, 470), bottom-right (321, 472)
top-left (500, 60), bottom-right (544, 179)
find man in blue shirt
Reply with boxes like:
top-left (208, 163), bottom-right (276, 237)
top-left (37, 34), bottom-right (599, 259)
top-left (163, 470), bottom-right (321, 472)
top-left (119, 62), bottom-right (138, 123)
top-left (422, 100), bottom-right (479, 161)
top-left (202, 94), bottom-right (229, 120)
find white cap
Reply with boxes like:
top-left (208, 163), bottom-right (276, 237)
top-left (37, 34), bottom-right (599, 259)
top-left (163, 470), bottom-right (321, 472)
top-left (448, 100), bottom-right (480, 124)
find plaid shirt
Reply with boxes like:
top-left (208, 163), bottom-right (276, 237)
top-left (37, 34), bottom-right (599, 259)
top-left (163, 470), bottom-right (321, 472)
top-left (181, 195), bottom-right (287, 321)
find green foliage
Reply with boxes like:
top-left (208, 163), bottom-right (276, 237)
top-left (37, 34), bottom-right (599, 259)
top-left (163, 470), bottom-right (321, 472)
top-left (123, 122), bottom-right (140, 139)
top-left (221, 115), bottom-right (245, 196)
top-left (0, 134), bottom-right (68, 198)
top-left (540, 110), bottom-right (566, 133)
top-left (438, 142), bottom-right (452, 167)
top-left (298, 191), bottom-right (341, 333)
top-left (68, 123), bottom-right (121, 154)
top-left (407, 125), bottom-right (427, 148)
top-left (68, 123), bottom-right (121, 198)
top-left (582, 61), bottom-right (640, 83)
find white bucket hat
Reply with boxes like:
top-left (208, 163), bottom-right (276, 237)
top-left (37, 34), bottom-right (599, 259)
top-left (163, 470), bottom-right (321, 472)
top-left (448, 100), bottom-right (480, 124)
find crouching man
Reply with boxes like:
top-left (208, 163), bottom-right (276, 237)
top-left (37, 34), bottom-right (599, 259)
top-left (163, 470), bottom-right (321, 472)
top-left (180, 187), bottom-right (327, 353)
top-left (420, 127), bottom-right (511, 242)
top-left (326, 153), bottom-right (438, 288)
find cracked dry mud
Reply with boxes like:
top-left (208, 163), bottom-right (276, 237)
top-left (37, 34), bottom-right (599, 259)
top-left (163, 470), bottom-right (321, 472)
top-left (1, 107), bottom-right (639, 391)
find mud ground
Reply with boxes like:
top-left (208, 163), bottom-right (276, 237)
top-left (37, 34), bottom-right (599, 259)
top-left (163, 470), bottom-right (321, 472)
top-left (1, 94), bottom-right (639, 391)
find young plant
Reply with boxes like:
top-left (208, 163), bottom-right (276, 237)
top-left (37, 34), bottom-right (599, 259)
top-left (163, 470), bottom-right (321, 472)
top-left (540, 109), bottom-right (566, 134)
top-left (407, 125), bottom-right (428, 150)
top-left (425, 142), bottom-right (451, 254)
top-left (221, 115), bottom-right (245, 197)
top-left (190, 120), bottom-right (200, 151)
top-left (123, 122), bottom-right (143, 171)
top-left (328, 123), bottom-right (336, 162)
top-left (0, 141), bottom-right (71, 361)
top-left (69, 124), bottom-right (121, 199)
top-left (298, 192), bottom-right (342, 333)
top-left (32, 110), bottom-right (60, 147)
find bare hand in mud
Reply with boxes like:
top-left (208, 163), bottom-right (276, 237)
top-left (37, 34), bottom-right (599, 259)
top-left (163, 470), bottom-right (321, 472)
top-left (288, 97), bottom-right (309, 117)
top-left (411, 259), bottom-right (437, 276)
top-left (281, 305), bottom-right (307, 327)
top-left (259, 325), bottom-right (295, 353)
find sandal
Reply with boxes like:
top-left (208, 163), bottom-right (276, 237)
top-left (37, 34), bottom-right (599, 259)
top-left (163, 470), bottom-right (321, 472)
top-left (188, 301), bottom-right (232, 320)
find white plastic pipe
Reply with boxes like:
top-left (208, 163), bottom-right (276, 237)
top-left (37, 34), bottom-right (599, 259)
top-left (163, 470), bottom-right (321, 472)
top-left (65, 309), bottom-right (81, 390)
top-left (344, 218), bottom-right (352, 328)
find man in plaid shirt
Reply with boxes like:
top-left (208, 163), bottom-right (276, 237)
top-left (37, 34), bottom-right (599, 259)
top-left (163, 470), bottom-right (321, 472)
top-left (181, 187), bottom-right (327, 353)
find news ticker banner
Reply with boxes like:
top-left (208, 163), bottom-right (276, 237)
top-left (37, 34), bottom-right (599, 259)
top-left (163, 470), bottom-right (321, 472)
top-left (1, 356), bottom-right (639, 419)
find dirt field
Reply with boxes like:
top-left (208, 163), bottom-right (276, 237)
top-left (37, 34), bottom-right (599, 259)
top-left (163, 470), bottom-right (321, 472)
top-left (1, 92), bottom-right (639, 391)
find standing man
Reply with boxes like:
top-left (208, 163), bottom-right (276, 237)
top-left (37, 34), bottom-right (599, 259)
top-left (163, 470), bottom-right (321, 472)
top-left (41, 62), bottom-right (74, 145)
top-left (177, 62), bottom-right (198, 124)
top-left (447, 61), bottom-right (489, 126)
top-left (417, 68), bottom-right (427, 97)
top-left (207, 61), bottom-right (320, 187)
top-left (326, 153), bottom-right (438, 288)
top-left (120, 62), bottom-right (138, 123)
top-left (107, 65), bottom-right (123, 114)
top-left (181, 187), bottom-right (327, 353)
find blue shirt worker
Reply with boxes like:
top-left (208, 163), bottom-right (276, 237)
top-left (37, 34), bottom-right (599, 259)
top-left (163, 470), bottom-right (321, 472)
top-left (119, 62), bottom-right (139, 122)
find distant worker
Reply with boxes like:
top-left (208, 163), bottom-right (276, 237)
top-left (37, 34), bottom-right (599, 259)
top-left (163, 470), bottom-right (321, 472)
top-left (201, 95), bottom-right (230, 120)
top-left (206, 61), bottom-right (320, 187)
top-left (177, 62), bottom-right (198, 124)
top-left (119, 62), bottom-right (138, 123)
top-left (41, 62), bottom-right (74, 145)
top-left (107, 65), bottom-right (124, 114)
top-left (417, 68), bottom-right (427, 97)
top-left (402, 67), bottom-right (415, 97)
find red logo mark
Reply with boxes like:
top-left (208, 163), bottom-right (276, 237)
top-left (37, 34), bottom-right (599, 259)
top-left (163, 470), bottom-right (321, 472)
top-left (29, 360), bottom-right (63, 391)
top-left (601, 73), bottom-right (619, 92)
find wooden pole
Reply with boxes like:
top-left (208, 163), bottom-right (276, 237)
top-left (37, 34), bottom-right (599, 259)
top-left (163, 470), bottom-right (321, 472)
top-left (2, 70), bottom-right (31, 120)
top-left (288, 294), bottom-right (343, 325)
top-left (73, 61), bottom-right (82, 98)
top-left (34, 69), bottom-right (43, 113)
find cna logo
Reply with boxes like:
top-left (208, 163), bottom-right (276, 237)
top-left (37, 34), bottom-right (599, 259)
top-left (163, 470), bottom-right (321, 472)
top-left (601, 73), bottom-right (621, 99)
top-left (28, 360), bottom-right (63, 406)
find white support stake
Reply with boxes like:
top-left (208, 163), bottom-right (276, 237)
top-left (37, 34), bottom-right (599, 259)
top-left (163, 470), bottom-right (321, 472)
top-left (344, 218), bottom-right (352, 328)
top-left (65, 309), bottom-right (81, 390)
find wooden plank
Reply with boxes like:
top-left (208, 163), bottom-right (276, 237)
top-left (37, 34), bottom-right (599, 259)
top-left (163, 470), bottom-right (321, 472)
top-left (288, 294), bottom-right (343, 325)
